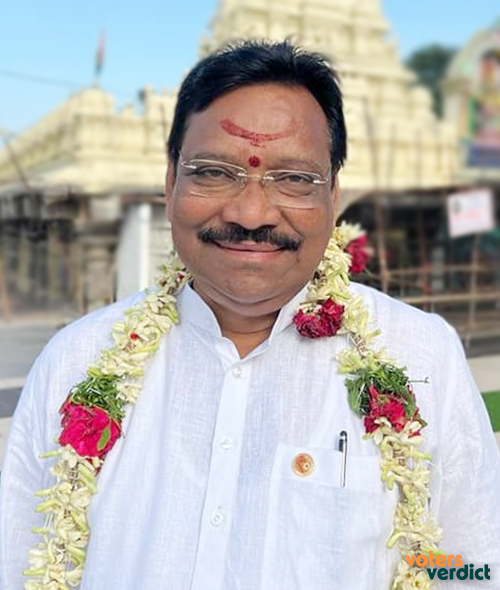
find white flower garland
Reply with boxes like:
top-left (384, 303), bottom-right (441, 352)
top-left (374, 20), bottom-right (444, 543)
top-left (23, 224), bottom-right (441, 589)
top-left (23, 262), bottom-right (188, 590)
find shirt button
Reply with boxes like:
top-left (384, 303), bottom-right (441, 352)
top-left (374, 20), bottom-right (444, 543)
top-left (220, 437), bottom-right (233, 450)
top-left (232, 366), bottom-right (242, 378)
top-left (292, 453), bottom-right (315, 477)
top-left (210, 510), bottom-right (225, 526)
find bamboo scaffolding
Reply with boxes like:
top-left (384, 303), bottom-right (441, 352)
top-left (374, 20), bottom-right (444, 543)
top-left (362, 97), bottom-right (390, 293)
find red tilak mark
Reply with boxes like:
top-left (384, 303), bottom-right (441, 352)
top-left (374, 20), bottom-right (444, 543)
top-left (220, 119), bottom-right (292, 147)
top-left (248, 156), bottom-right (260, 167)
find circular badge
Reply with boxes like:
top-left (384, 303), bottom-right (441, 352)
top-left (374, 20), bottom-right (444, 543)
top-left (292, 452), bottom-right (315, 477)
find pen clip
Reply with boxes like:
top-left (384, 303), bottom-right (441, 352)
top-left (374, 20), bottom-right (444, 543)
top-left (339, 430), bottom-right (348, 488)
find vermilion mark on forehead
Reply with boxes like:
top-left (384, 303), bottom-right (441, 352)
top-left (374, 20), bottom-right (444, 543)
top-left (220, 119), bottom-right (292, 147)
top-left (248, 156), bottom-right (260, 167)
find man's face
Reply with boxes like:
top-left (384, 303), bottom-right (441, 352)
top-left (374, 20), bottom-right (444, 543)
top-left (165, 83), bottom-right (338, 318)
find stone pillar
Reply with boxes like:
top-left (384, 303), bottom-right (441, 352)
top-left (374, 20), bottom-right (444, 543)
top-left (32, 232), bottom-right (47, 302)
top-left (16, 227), bottom-right (31, 296)
top-left (81, 235), bottom-right (117, 312)
top-left (75, 194), bottom-right (121, 312)
top-left (69, 240), bottom-right (84, 314)
top-left (47, 224), bottom-right (62, 302)
top-left (116, 203), bottom-right (151, 300)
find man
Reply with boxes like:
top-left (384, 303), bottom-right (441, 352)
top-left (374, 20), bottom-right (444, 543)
top-left (1, 41), bottom-right (499, 590)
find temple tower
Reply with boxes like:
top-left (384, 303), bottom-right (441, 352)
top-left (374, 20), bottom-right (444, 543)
top-left (202, 0), bottom-right (457, 194)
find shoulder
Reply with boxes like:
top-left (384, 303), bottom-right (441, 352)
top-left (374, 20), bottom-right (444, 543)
top-left (350, 283), bottom-right (459, 357)
top-left (11, 292), bottom-right (148, 449)
top-left (348, 285), bottom-right (481, 450)
top-left (24, 291), bottom-right (147, 412)
top-left (41, 292), bottom-right (146, 365)
top-left (348, 284), bottom-right (469, 396)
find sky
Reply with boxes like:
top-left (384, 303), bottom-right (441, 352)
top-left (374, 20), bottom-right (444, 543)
top-left (1, 0), bottom-right (499, 135)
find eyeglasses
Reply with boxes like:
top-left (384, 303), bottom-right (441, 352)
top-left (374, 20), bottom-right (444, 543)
top-left (178, 158), bottom-right (331, 210)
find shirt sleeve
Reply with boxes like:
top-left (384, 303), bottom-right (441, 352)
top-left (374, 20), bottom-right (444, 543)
top-left (432, 319), bottom-right (500, 589)
top-left (0, 349), bottom-right (55, 590)
top-left (0, 297), bottom-right (136, 590)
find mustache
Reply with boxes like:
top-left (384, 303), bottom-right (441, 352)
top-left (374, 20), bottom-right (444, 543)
top-left (198, 224), bottom-right (302, 252)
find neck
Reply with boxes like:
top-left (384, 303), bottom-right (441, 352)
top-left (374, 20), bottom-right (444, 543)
top-left (192, 285), bottom-right (280, 358)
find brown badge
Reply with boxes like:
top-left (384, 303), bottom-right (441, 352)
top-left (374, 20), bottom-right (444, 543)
top-left (292, 453), bottom-right (315, 477)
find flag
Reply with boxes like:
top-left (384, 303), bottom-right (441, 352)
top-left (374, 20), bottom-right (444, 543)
top-left (95, 31), bottom-right (105, 79)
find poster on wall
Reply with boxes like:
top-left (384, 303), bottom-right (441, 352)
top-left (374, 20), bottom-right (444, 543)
top-left (446, 188), bottom-right (495, 238)
top-left (452, 21), bottom-right (500, 169)
top-left (466, 48), bottom-right (500, 167)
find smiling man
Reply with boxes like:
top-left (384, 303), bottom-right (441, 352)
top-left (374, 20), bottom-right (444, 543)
top-left (1, 41), bottom-right (499, 590)
top-left (166, 81), bottom-right (337, 356)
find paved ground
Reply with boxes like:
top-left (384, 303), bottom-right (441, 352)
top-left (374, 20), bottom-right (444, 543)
top-left (1, 316), bottom-right (499, 468)
top-left (0, 316), bottom-right (62, 467)
top-left (0, 324), bottom-right (59, 382)
top-left (468, 355), bottom-right (500, 393)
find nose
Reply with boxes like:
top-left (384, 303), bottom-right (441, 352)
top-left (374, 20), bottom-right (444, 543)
top-left (220, 177), bottom-right (282, 230)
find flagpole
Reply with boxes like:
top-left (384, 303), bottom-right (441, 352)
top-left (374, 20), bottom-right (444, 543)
top-left (94, 30), bottom-right (105, 87)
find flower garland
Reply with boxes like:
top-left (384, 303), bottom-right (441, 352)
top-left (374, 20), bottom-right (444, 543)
top-left (22, 262), bottom-right (190, 590)
top-left (23, 222), bottom-right (441, 590)
top-left (293, 222), bottom-right (441, 589)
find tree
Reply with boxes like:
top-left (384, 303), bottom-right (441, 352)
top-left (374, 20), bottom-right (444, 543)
top-left (405, 44), bottom-right (457, 117)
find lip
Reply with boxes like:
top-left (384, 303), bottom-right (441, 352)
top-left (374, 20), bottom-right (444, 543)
top-left (215, 241), bottom-right (282, 252)
top-left (212, 241), bottom-right (285, 260)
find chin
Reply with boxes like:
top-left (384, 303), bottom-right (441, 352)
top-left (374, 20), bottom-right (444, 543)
top-left (217, 282), bottom-right (297, 310)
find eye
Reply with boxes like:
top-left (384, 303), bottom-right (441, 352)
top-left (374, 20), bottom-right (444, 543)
top-left (272, 171), bottom-right (316, 185)
top-left (182, 162), bottom-right (242, 187)
top-left (193, 166), bottom-right (234, 179)
top-left (269, 170), bottom-right (325, 197)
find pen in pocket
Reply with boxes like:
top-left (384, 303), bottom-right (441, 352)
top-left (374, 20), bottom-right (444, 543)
top-left (339, 430), bottom-right (348, 488)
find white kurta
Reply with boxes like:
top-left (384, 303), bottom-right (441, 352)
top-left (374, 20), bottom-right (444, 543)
top-left (1, 284), bottom-right (499, 590)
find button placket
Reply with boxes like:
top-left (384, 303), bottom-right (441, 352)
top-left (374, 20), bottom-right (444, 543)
top-left (190, 361), bottom-right (252, 590)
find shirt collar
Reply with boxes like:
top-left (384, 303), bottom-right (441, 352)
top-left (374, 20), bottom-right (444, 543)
top-left (177, 283), bottom-right (308, 343)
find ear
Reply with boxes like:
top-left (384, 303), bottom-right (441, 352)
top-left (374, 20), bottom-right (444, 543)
top-left (165, 159), bottom-right (176, 222)
top-left (332, 175), bottom-right (340, 227)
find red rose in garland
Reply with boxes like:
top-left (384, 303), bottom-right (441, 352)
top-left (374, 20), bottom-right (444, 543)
top-left (361, 383), bottom-right (424, 436)
top-left (363, 385), bottom-right (409, 433)
top-left (293, 298), bottom-right (344, 338)
top-left (59, 400), bottom-right (121, 459)
top-left (345, 235), bottom-right (371, 274)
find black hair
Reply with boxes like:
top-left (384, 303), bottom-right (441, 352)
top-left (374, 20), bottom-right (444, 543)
top-left (167, 40), bottom-right (347, 176)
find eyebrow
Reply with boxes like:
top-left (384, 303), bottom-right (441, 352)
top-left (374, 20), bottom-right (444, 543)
top-left (273, 158), bottom-right (328, 175)
top-left (188, 151), bottom-right (240, 162)
top-left (186, 152), bottom-right (328, 175)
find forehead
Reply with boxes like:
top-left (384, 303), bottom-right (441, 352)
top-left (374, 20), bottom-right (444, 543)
top-left (181, 83), bottom-right (331, 165)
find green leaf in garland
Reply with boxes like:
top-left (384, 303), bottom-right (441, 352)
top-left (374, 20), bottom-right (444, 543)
top-left (97, 424), bottom-right (111, 451)
top-left (347, 378), bottom-right (362, 414)
top-left (346, 377), bottom-right (370, 416)
top-left (69, 375), bottom-right (126, 422)
top-left (371, 365), bottom-right (409, 398)
top-left (399, 387), bottom-right (417, 418)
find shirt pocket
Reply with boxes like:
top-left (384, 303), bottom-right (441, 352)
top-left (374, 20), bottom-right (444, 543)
top-left (260, 443), bottom-right (397, 590)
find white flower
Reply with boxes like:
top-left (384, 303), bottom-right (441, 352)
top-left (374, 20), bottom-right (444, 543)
top-left (334, 221), bottom-right (366, 248)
